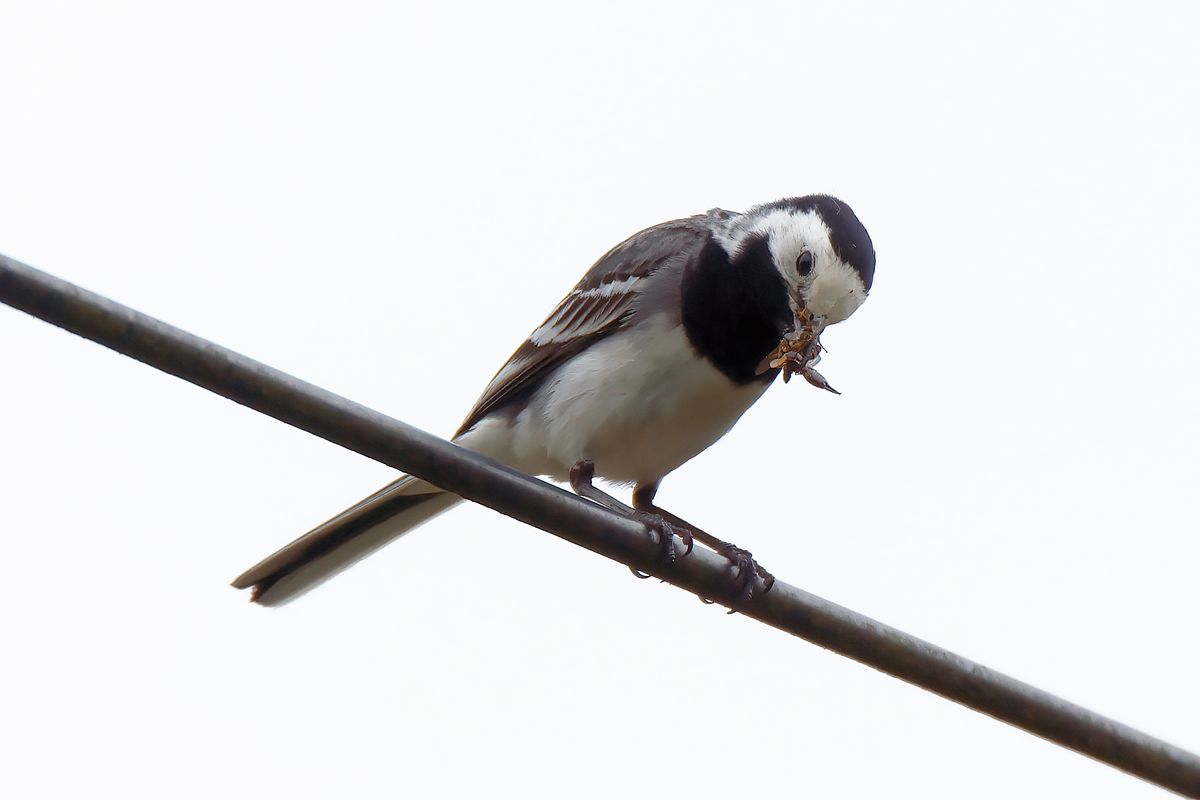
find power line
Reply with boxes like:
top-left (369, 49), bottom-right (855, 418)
top-left (2, 251), bottom-right (1197, 798)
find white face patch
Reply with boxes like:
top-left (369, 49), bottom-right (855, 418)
top-left (743, 208), bottom-right (868, 326)
top-left (804, 259), bottom-right (868, 324)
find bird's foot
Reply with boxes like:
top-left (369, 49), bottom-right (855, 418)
top-left (627, 511), bottom-right (695, 579)
top-left (716, 543), bottom-right (776, 611)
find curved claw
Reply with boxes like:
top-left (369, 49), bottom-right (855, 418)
top-left (637, 511), bottom-right (676, 566)
top-left (629, 566), bottom-right (653, 579)
top-left (679, 528), bottom-right (695, 557)
top-left (758, 569), bottom-right (777, 595)
top-left (635, 511), bottom-right (697, 567)
top-left (729, 561), bottom-right (758, 613)
top-left (716, 544), bottom-right (773, 613)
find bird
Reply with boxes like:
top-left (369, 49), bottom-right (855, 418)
top-left (232, 195), bottom-right (876, 606)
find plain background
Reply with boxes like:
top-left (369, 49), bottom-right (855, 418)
top-left (1, 2), bottom-right (1197, 797)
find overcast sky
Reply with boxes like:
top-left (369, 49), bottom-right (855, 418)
top-left (2, 2), bottom-right (1197, 798)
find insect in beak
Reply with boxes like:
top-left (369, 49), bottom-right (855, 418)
top-left (754, 309), bottom-right (840, 394)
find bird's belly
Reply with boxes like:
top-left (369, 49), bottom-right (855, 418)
top-left (509, 317), bottom-right (770, 486)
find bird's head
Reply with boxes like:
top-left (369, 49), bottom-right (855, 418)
top-left (731, 195), bottom-right (876, 332)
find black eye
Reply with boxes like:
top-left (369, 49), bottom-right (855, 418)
top-left (796, 251), bottom-right (814, 277)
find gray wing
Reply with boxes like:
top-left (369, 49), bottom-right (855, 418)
top-left (455, 215), bottom-right (722, 436)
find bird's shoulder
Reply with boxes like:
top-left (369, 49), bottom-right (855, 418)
top-left (455, 211), bottom-right (734, 435)
top-left (570, 210), bottom-right (732, 292)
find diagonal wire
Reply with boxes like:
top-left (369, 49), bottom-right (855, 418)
top-left (1, 251), bottom-right (1197, 798)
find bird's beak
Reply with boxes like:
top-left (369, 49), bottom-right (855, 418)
top-left (789, 290), bottom-right (827, 333)
top-left (795, 305), bottom-right (827, 337)
top-left (791, 291), bottom-right (807, 327)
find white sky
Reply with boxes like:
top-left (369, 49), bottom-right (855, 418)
top-left (2, 2), bottom-right (1197, 798)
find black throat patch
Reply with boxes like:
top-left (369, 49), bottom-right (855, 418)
top-left (680, 235), bottom-right (793, 384)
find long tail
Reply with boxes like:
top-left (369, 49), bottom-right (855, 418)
top-left (231, 475), bottom-right (463, 606)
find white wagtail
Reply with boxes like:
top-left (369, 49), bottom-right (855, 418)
top-left (233, 195), bottom-right (875, 606)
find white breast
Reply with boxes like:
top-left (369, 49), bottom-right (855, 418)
top-left (492, 314), bottom-right (771, 486)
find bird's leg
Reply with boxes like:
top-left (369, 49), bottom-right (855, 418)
top-left (633, 482), bottom-right (775, 608)
top-left (568, 460), bottom-right (682, 577)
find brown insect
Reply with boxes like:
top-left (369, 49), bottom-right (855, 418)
top-left (754, 309), bottom-right (840, 394)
